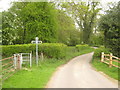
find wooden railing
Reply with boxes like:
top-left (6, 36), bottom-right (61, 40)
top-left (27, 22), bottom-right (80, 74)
top-left (0, 55), bottom-right (21, 82)
top-left (101, 52), bottom-right (120, 69)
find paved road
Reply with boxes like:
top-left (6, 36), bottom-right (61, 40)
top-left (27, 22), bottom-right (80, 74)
top-left (46, 52), bottom-right (118, 88)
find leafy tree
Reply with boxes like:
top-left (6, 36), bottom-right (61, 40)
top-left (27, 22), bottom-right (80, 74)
top-left (2, 11), bottom-right (17, 45)
top-left (61, 1), bottom-right (101, 44)
top-left (0, 12), bottom-right (2, 45)
top-left (99, 1), bottom-right (120, 56)
top-left (2, 1), bottom-right (94, 46)
top-left (2, 2), bottom-right (58, 45)
top-left (57, 10), bottom-right (80, 45)
top-left (90, 32), bottom-right (104, 46)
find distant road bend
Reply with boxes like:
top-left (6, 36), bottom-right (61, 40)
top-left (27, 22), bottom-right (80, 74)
top-left (46, 52), bottom-right (118, 88)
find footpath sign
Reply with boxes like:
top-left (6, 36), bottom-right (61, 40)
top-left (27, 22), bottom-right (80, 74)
top-left (31, 37), bottom-right (42, 66)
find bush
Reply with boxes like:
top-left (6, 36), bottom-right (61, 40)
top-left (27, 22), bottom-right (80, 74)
top-left (38, 43), bottom-right (67, 59)
top-left (2, 44), bottom-right (32, 57)
top-left (76, 44), bottom-right (91, 51)
top-left (1, 43), bottom-right (67, 59)
top-left (93, 46), bottom-right (110, 57)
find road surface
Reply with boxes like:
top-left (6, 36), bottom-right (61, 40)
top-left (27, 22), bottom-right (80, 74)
top-left (46, 52), bottom-right (118, 88)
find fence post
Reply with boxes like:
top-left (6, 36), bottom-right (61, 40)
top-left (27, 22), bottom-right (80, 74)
top-left (20, 53), bottom-right (22, 68)
top-left (14, 54), bottom-right (17, 69)
top-left (17, 54), bottom-right (21, 69)
top-left (41, 53), bottom-right (43, 61)
top-left (109, 53), bottom-right (113, 68)
top-left (101, 52), bottom-right (104, 62)
top-left (30, 52), bottom-right (32, 67)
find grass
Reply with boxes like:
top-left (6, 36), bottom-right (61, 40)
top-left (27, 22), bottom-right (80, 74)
top-left (92, 57), bottom-right (119, 81)
top-left (2, 47), bottom-right (94, 88)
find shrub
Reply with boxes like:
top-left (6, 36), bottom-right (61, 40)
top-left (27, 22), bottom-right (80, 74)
top-left (1, 43), bottom-right (67, 59)
top-left (93, 46), bottom-right (110, 57)
top-left (38, 43), bottom-right (67, 59)
top-left (76, 44), bottom-right (91, 51)
top-left (2, 44), bottom-right (32, 57)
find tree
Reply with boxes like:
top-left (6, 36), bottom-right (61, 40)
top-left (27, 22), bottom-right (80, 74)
top-left (0, 12), bottom-right (2, 45)
top-left (2, 2), bottom-right (58, 45)
top-left (99, 1), bottom-right (120, 56)
top-left (61, 1), bottom-right (101, 44)
top-left (57, 10), bottom-right (80, 45)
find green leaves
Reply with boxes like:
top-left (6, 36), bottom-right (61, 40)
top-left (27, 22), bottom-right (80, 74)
top-left (60, 2), bottom-right (101, 44)
top-left (99, 2), bottom-right (120, 57)
top-left (2, 2), bottom-right (58, 45)
top-left (2, 43), bottom-right (67, 59)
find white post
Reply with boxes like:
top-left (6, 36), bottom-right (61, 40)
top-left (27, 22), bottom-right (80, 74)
top-left (31, 37), bottom-right (42, 66)
top-left (36, 37), bottom-right (39, 66)
top-left (30, 53), bottom-right (32, 67)
top-left (20, 54), bottom-right (22, 69)
top-left (14, 54), bottom-right (17, 69)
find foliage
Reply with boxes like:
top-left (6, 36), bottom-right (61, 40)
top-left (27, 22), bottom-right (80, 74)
top-left (57, 10), bottom-right (80, 46)
top-left (2, 2), bottom-right (79, 46)
top-left (89, 32), bottom-right (104, 46)
top-left (76, 44), bottom-right (94, 52)
top-left (2, 2), bottom-right (58, 45)
top-left (2, 43), bottom-right (67, 59)
top-left (2, 44), bottom-right (32, 57)
top-left (99, 2), bottom-right (120, 57)
top-left (93, 46), bottom-right (110, 58)
top-left (61, 2), bottom-right (101, 44)
top-left (38, 43), bottom-right (67, 59)
top-left (0, 12), bottom-right (1, 45)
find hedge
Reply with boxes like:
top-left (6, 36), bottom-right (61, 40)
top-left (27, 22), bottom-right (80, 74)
top-left (76, 44), bottom-right (92, 51)
top-left (1, 43), bottom-right (67, 59)
top-left (93, 46), bottom-right (110, 57)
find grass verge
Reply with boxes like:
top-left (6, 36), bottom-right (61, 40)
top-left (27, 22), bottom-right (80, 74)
top-left (2, 47), bottom-right (94, 88)
top-left (92, 57), bottom-right (119, 81)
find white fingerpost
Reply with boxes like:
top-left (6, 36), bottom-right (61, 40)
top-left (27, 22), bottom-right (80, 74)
top-left (31, 37), bottom-right (42, 66)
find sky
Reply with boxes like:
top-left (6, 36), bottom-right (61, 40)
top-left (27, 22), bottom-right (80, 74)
top-left (0, 0), bottom-right (119, 12)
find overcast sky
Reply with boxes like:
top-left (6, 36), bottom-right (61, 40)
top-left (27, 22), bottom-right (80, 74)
top-left (0, 0), bottom-right (119, 12)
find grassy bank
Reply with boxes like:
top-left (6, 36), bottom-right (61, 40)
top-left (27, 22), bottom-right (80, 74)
top-left (2, 46), bottom-right (94, 88)
top-left (91, 46), bottom-right (119, 81)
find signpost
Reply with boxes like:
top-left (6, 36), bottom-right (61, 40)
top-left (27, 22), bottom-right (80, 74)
top-left (31, 37), bottom-right (42, 66)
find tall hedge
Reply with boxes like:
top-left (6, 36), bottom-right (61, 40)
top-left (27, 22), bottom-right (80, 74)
top-left (1, 43), bottom-right (67, 59)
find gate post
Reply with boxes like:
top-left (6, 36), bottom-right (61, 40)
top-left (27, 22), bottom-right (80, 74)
top-left (109, 53), bottom-right (113, 68)
top-left (101, 52), bottom-right (104, 62)
top-left (14, 54), bottom-right (17, 69)
top-left (17, 54), bottom-right (21, 69)
top-left (41, 53), bottom-right (43, 61)
top-left (30, 53), bottom-right (32, 67)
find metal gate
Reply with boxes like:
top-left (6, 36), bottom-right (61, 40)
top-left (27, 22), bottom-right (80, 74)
top-left (14, 53), bottom-right (32, 69)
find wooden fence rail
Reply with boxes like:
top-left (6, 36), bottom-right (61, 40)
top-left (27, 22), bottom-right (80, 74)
top-left (0, 55), bottom-right (21, 82)
top-left (0, 53), bottom-right (32, 82)
top-left (101, 52), bottom-right (120, 69)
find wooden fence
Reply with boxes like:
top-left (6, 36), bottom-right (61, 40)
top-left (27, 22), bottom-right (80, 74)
top-left (0, 52), bottom-right (32, 82)
top-left (101, 52), bottom-right (120, 69)
top-left (0, 55), bottom-right (21, 82)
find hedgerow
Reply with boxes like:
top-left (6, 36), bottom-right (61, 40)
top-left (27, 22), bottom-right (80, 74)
top-left (1, 43), bottom-right (67, 59)
top-left (76, 44), bottom-right (93, 52)
top-left (93, 46), bottom-right (110, 57)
